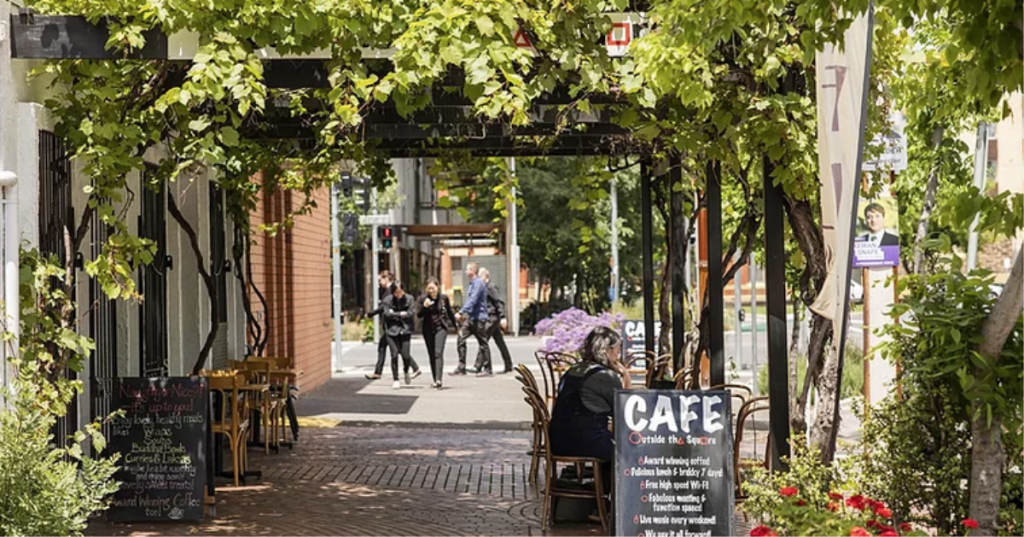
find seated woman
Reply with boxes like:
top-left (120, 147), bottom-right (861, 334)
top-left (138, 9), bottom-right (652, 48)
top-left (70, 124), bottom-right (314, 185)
top-left (549, 326), bottom-right (632, 480)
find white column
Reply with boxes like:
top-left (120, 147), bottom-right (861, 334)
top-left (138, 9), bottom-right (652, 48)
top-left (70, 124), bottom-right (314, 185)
top-left (865, 267), bottom-right (897, 405)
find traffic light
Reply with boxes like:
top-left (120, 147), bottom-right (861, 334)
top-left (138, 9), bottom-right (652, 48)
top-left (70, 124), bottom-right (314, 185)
top-left (380, 226), bottom-right (394, 249)
top-left (342, 214), bottom-right (359, 244)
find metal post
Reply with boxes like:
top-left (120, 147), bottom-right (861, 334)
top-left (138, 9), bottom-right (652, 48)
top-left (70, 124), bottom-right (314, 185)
top-left (967, 123), bottom-right (991, 271)
top-left (610, 172), bottom-right (619, 308)
top-left (509, 158), bottom-right (520, 336)
top-left (733, 263), bottom-right (743, 369)
top-left (670, 161), bottom-right (685, 373)
top-left (707, 160), bottom-right (725, 387)
top-left (371, 189), bottom-right (380, 342)
top-left (640, 160), bottom-right (656, 357)
top-left (750, 259), bottom-right (758, 396)
top-left (763, 156), bottom-right (791, 470)
top-left (331, 182), bottom-right (343, 373)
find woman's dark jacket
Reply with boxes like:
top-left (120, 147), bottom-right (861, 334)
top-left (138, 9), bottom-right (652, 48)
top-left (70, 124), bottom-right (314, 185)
top-left (417, 293), bottom-right (457, 333)
top-left (382, 293), bottom-right (415, 337)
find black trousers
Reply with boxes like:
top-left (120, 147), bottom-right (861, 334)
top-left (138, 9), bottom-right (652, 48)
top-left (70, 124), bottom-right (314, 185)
top-left (424, 329), bottom-right (448, 383)
top-left (456, 321), bottom-right (472, 371)
top-left (373, 333), bottom-right (388, 375)
top-left (386, 334), bottom-right (414, 381)
top-left (468, 320), bottom-right (493, 372)
top-left (489, 323), bottom-right (513, 372)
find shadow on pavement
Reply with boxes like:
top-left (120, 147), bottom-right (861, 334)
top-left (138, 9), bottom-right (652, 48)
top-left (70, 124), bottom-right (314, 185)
top-left (298, 378), bottom-right (419, 416)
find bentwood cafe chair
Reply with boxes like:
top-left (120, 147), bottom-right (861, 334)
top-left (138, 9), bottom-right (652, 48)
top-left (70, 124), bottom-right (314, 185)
top-left (205, 371), bottom-right (252, 487)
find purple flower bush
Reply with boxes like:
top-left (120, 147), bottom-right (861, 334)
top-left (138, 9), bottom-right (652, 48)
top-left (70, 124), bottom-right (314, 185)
top-left (534, 308), bottom-right (625, 354)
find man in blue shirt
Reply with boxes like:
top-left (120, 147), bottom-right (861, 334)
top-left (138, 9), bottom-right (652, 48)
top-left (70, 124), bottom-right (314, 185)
top-left (455, 262), bottom-right (494, 376)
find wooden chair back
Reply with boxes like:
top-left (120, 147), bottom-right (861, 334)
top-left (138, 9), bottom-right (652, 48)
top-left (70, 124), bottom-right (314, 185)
top-left (207, 372), bottom-right (249, 429)
top-left (673, 366), bottom-right (696, 390)
top-left (710, 383), bottom-right (753, 416)
top-left (645, 353), bottom-right (674, 388)
top-left (543, 352), bottom-right (577, 405)
top-left (734, 396), bottom-right (771, 499)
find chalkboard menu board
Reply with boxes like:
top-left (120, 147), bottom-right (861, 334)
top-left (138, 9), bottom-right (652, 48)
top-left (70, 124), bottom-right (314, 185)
top-left (621, 320), bottom-right (664, 365)
top-left (108, 377), bottom-right (207, 522)
top-left (615, 390), bottom-right (734, 537)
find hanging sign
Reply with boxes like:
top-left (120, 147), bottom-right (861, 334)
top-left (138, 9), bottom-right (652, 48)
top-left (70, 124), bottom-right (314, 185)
top-left (615, 390), bottom-right (735, 537)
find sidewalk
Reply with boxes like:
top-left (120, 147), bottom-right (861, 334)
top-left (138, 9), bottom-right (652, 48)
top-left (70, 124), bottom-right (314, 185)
top-left (86, 336), bottom-right (852, 536)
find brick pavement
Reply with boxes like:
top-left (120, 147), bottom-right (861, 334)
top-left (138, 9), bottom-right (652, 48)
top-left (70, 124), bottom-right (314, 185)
top-left (87, 426), bottom-right (608, 537)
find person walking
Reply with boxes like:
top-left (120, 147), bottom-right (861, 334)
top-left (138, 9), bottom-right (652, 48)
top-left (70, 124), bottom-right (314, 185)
top-left (417, 277), bottom-right (457, 389)
top-left (452, 311), bottom-right (473, 375)
top-left (455, 262), bottom-right (493, 377)
top-left (365, 271), bottom-right (395, 380)
top-left (383, 280), bottom-right (421, 389)
top-left (477, 267), bottom-right (513, 374)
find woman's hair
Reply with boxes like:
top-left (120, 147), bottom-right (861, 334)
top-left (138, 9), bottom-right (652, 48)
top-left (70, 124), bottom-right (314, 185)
top-left (580, 326), bottom-right (621, 367)
top-left (425, 277), bottom-right (440, 289)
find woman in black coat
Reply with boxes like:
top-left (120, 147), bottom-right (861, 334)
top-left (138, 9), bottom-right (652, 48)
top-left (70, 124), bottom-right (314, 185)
top-left (383, 280), bottom-right (421, 389)
top-left (417, 277), bottom-right (458, 389)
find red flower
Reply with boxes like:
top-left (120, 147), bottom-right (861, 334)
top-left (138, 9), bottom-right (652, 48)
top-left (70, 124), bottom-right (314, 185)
top-left (850, 527), bottom-right (871, 537)
top-left (880, 525), bottom-right (896, 534)
top-left (879, 531), bottom-right (898, 537)
top-left (751, 525), bottom-right (776, 537)
top-left (846, 495), bottom-right (866, 510)
top-left (796, 499), bottom-right (807, 506)
top-left (827, 501), bottom-right (840, 512)
top-left (876, 507), bottom-right (892, 519)
top-left (866, 520), bottom-right (882, 530)
top-left (828, 491), bottom-right (844, 501)
top-left (779, 486), bottom-right (799, 497)
top-left (866, 499), bottom-right (884, 512)
top-left (899, 523), bottom-right (913, 533)
top-left (962, 519), bottom-right (979, 529)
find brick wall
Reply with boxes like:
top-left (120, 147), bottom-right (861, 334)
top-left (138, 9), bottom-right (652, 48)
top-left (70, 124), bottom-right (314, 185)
top-left (249, 182), bottom-right (332, 392)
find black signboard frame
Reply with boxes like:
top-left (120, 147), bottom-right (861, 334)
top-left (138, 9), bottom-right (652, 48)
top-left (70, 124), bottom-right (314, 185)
top-left (622, 319), bottom-right (663, 363)
top-left (108, 377), bottom-right (208, 523)
top-left (614, 389), bottom-right (735, 537)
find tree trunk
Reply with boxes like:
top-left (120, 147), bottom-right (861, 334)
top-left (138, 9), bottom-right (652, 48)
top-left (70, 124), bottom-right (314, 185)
top-left (167, 193), bottom-right (220, 376)
top-left (969, 247), bottom-right (1024, 534)
top-left (782, 196), bottom-right (831, 445)
top-left (910, 126), bottom-right (945, 274)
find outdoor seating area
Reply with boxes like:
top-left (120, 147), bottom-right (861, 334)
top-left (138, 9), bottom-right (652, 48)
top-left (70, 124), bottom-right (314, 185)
top-left (518, 350), bottom-right (772, 532)
top-left (200, 358), bottom-right (303, 489)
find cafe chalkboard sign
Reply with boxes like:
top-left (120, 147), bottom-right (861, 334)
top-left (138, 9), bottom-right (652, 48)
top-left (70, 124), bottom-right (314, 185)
top-left (108, 377), bottom-right (207, 522)
top-left (621, 320), bottom-right (663, 365)
top-left (615, 390), bottom-right (734, 537)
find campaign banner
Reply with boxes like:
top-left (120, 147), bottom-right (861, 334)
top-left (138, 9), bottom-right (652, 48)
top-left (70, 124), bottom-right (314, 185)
top-left (853, 195), bottom-right (900, 268)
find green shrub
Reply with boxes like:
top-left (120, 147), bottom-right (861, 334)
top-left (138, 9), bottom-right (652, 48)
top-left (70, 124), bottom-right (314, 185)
top-left (0, 395), bottom-right (120, 536)
top-left (0, 248), bottom-right (120, 536)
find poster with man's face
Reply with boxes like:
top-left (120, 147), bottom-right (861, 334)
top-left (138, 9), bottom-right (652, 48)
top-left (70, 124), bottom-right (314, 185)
top-left (853, 195), bottom-right (900, 268)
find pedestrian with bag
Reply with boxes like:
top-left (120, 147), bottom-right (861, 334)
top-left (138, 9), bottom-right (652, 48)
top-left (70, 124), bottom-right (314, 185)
top-left (477, 267), bottom-right (513, 374)
top-left (454, 262), bottom-right (493, 377)
top-left (417, 277), bottom-right (457, 389)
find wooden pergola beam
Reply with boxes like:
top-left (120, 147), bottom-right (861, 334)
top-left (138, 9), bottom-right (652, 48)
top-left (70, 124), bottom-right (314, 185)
top-left (402, 224), bottom-right (501, 237)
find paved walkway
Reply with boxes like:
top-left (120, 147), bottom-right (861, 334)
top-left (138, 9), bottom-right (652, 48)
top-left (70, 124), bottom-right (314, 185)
top-left (88, 336), bottom-right (860, 536)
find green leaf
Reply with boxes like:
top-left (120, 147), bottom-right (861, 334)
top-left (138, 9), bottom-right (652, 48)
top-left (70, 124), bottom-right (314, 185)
top-left (188, 118), bottom-right (211, 132)
top-left (475, 16), bottom-right (495, 37)
top-left (219, 127), bottom-right (239, 147)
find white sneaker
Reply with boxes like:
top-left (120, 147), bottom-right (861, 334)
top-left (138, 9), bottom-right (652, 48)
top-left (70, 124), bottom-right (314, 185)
top-left (392, 381), bottom-right (401, 389)
top-left (430, 380), bottom-right (438, 387)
